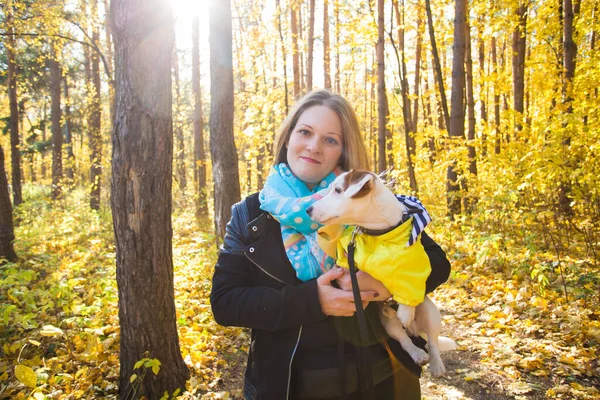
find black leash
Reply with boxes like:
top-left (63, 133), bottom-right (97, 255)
top-left (347, 227), bottom-right (374, 400)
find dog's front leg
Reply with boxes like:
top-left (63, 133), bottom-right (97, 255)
top-left (396, 303), bottom-right (416, 327)
top-left (379, 305), bottom-right (429, 366)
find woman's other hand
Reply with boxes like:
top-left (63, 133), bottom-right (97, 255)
top-left (335, 268), bottom-right (392, 300)
top-left (316, 267), bottom-right (379, 316)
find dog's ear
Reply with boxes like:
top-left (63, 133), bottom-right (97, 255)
top-left (344, 171), bottom-right (374, 198)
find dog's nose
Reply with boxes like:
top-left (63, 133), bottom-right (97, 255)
top-left (306, 206), bottom-right (313, 216)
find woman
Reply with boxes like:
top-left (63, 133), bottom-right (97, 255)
top-left (210, 90), bottom-right (451, 399)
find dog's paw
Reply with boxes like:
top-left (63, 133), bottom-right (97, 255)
top-left (428, 358), bottom-right (446, 377)
top-left (409, 348), bottom-right (429, 366)
top-left (396, 304), bottom-right (416, 327)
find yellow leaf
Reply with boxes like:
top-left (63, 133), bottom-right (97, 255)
top-left (14, 364), bottom-right (37, 388)
top-left (28, 340), bottom-right (41, 346)
top-left (130, 373), bottom-right (137, 383)
top-left (40, 325), bottom-right (64, 337)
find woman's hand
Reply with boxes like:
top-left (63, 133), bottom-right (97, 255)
top-left (316, 267), bottom-right (380, 317)
top-left (335, 268), bottom-right (392, 300)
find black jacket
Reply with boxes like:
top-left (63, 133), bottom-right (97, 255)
top-left (210, 193), bottom-right (451, 400)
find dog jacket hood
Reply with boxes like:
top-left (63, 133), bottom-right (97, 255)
top-left (317, 218), bottom-right (431, 307)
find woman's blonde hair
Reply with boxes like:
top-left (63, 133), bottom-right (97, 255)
top-left (272, 90), bottom-right (370, 171)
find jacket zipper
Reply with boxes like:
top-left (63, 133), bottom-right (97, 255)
top-left (286, 325), bottom-right (303, 400)
top-left (245, 255), bottom-right (289, 285)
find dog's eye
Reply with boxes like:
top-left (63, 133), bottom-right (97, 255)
top-left (334, 187), bottom-right (342, 194)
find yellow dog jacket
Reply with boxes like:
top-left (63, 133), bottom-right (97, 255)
top-left (317, 218), bottom-right (431, 307)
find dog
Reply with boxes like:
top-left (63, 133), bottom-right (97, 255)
top-left (306, 169), bottom-right (456, 377)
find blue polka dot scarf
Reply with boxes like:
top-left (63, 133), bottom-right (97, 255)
top-left (259, 163), bottom-right (339, 281)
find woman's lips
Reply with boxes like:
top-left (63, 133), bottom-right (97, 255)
top-left (300, 156), bottom-right (320, 164)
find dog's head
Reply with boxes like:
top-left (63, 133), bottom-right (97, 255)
top-left (307, 169), bottom-right (405, 228)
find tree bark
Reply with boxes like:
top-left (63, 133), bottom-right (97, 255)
top-left (425, 0), bottom-right (450, 131)
top-left (209, 0), bottom-right (241, 239)
top-left (291, 1), bottom-right (300, 98)
top-left (376, 0), bottom-right (390, 173)
top-left (465, 24), bottom-right (477, 178)
top-left (512, 3), bottom-right (527, 133)
top-left (334, 1), bottom-right (340, 93)
top-left (90, 0), bottom-right (102, 210)
top-left (172, 42), bottom-right (187, 191)
top-left (0, 144), bottom-right (17, 263)
top-left (492, 36), bottom-right (501, 154)
top-left (103, 0), bottom-right (115, 125)
top-left (447, 0), bottom-right (467, 218)
top-left (478, 32), bottom-right (487, 155)
top-left (307, 0), bottom-right (315, 91)
top-left (6, 5), bottom-right (22, 207)
top-left (64, 73), bottom-right (74, 182)
top-left (192, 16), bottom-right (208, 217)
top-left (49, 50), bottom-right (63, 200)
top-left (323, 0), bottom-right (332, 89)
top-left (275, 0), bottom-right (289, 113)
top-left (111, 0), bottom-right (189, 396)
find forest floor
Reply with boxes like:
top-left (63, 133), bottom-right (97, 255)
top-left (1, 188), bottom-right (599, 399)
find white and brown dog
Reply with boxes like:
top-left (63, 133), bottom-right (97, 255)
top-left (307, 169), bottom-right (456, 377)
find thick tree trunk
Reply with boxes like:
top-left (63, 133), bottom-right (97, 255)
top-left (0, 144), bottom-right (17, 263)
top-left (172, 42), bottom-right (187, 192)
top-left (465, 24), bottom-right (477, 178)
top-left (291, 2), bottom-right (300, 98)
top-left (209, 0), bottom-right (241, 239)
top-left (64, 74), bottom-right (74, 182)
top-left (89, 0), bottom-right (103, 210)
top-left (447, 0), bottom-right (467, 218)
top-left (377, 0), bottom-right (391, 173)
top-left (425, 0), bottom-right (450, 131)
top-left (49, 52), bottom-right (63, 200)
top-left (307, 0), bottom-right (315, 91)
top-left (6, 7), bottom-right (22, 207)
top-left (192, 16), bottom-right (208, 218)
top-left (512, 3), bottom-right (527, 133)
top-left (323, 0), bottom-right (331, 89)
top-left (111, 0), bottom-right (189, 396)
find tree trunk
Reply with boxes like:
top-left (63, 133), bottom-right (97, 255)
top-left (209, 0), bottom-right (241, 239)
top-left (447, 0), bottom-right (467, 218)
top-left (323, 0), bottom-right (332, 89)
top-left (103, 0), bottom-right (115, 125)
top-left (307, 0), bottom-right (315, 91)
top-left (0, 144), bottom-right (17, 263)
top-left (172, 42), bottom-right (187, 192)
top-left (478, 32), bottom-right (487, 155)
top-left (393, 0), bottom-right (417, 192)
top-left (64, 73), bottom-right (74, 182)
top-left (6, 5), bottom-right (22, 207)
top-left (291, 1), bottom-right (300, 98)
top-left (111, 0), bottom-right (189, 396)
top-left (559, 0), bottom-right (579, 214)
top-left (276, 0), bottom-right (289, 113)
top-left (334, 2), bottom-right (340, 93)
top-left (465, 21), bottom-right (478, 211)
top-left (512, 3), bottom-right (527, 133)
top-left (376, 0), bottom-right (390, 173)
top-left (425, 0), bottom-right (450, 131)
top-left (49, 50), bottom-right (63, 200)
top-left (90, 0), bottom-right (102, 210)
top-left (492, 36), bottom-right (501, 154)
top-left (192, 16), bottom-right (208, 218)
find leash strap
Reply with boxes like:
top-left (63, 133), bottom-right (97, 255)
top-left (347, 230), bottom-right (374, 400)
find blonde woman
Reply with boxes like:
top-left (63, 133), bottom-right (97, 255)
top-left (211, 90), bottom-right (451, 399)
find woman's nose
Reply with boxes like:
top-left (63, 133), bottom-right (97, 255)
top-left (306, 136), bottom-right (321, 153)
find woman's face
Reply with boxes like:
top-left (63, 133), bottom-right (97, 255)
top-left (286, 105), bottom-right (343, 189)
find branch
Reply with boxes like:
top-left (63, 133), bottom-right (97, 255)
top-left (0, 31), bottom-right (113, 87)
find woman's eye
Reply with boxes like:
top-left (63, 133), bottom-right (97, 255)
top-left (334, 187), bottom-right (342, 194)
top-left (299, 129), bottom-right (310, 136)
top-left (325, 137), bottom-right (339, 145)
